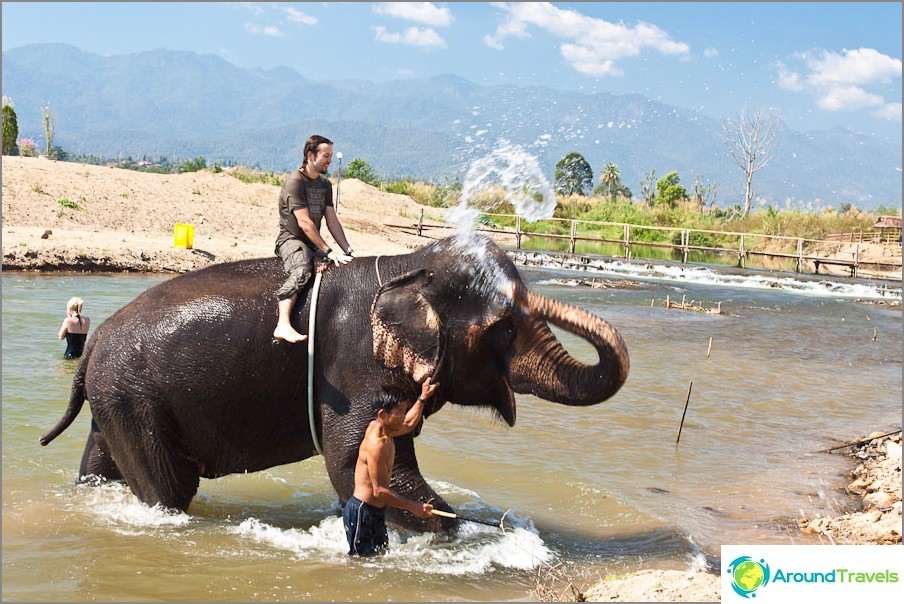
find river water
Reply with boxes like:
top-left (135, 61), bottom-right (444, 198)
top-left (2, 261), bottom-right (901, 601)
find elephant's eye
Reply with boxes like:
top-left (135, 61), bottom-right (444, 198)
top-left (485, 318), bottom-right (515, 349)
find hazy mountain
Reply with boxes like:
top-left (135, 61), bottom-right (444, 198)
top-left (3, 43), bottom-right (901, 208)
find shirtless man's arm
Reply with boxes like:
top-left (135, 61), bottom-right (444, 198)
top-left (362, 433), bottom-right (433, 518)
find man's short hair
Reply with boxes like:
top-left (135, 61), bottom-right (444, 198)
top-left (371, 387), bottom-right (407, 416)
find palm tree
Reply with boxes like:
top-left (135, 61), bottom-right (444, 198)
top-left (600, 162), bottom-right (620, 199)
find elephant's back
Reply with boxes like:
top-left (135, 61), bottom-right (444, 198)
top-left (85, 256), bottom-right (292, 375)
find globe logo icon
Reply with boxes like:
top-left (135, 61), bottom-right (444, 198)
top-left (726, 556), bottom-right (771, 598)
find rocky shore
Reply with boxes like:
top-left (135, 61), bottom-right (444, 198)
top-left (3, 156), bottom-right (901, 602)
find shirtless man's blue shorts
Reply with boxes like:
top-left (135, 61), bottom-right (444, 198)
top-left (343, 495), bottom-right (389, 556)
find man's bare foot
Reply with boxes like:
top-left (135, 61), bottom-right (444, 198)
top-left (273, 324), bottom-right (308, 343)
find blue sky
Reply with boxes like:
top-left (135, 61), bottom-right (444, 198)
top-left (2, 2), bottom-right (902, 142)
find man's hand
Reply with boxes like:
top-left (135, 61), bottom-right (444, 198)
top-left (327, 250), bottom-right (353, 265)
top-left (419, 379), bottom-right (440, 402)
top-left (410, 501), bottom-right (435, 519)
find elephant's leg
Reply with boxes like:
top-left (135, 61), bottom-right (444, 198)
top-left (77, 419), bottom-right (123, 483)
top-left (379, 435), bottom-right (457, 532)
top-left (97, 414), bottom-right (200, 512)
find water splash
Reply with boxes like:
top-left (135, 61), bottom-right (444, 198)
top-left (231, 512), bottom-right (552, 573)
top-left (449, 140), bottom-right (556, 245)
top-left (444, 141), bottom-right (557, 302)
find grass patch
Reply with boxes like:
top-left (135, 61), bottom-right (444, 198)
top-left (227, 167), bottom-right (286, 186)
top-left (57, 198), bottom-right (82, 210)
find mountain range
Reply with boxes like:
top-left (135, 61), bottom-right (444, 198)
top-left (3, 43), bottom-right (901, 209)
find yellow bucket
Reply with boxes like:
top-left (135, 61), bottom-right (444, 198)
top-left (173, 223), bottom-right (194, 249)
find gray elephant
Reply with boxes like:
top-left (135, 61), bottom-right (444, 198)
top-left (40, 235), bottom-right (629, 531)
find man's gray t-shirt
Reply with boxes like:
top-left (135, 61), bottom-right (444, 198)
top-left (275, 169), bottom-right (334, 250)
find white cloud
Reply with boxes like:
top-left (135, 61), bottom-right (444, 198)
top-left (775, 47), bottom-right (902, 119)
top-left (807, 47), bottom-right (901, 86)
top-left (373, 25), bottom-right (447, 48)
top-left (874, 102), bottom-right (902, 120)
top-left (373, 2), bottom-right (453, 27)
top-left (703, 47), bottom-right (718, 58)
top-left (283, 6), bottom-right (317, 25)
top-left (817, 85), bottom-right (885, 111)
top-left (244, 22), bottom-right (284, 37)
top-left (484, 2), bottom-right (689, 77)
top-left (236, 3), bottom-right (264, 17)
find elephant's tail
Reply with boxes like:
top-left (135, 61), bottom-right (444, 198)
top-left (39, 353), bottom-right (89, 446)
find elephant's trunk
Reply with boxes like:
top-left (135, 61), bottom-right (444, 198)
top-left (507, 291), bottom-right (629, 405)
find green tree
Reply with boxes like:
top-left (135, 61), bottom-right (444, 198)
top-left (2, 97), bottom-right (19, 156)
top-left (599, 162), bottom-right (620, 198)
top-left (178, 156), bottom-right (207, 173)
top-left (655, 171), bottom-right (687, 208)
top-left (554, 152), bottom-right (593, 196)
top-left (345, 158), bottom-right (379, 185)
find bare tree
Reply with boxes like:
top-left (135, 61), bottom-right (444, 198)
top-left (41, 104), bottom-right (55, 157)
top-left (692, 175), bottom-right (719, 212)
top-left (723, 108), bottom-right (779, 217)
top-left (640, 169), bottom-right (656, 207)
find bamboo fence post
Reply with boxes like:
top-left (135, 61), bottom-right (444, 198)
top-left (873, 327), bottom-right (878, 342)
top-left (417, 208), bottom-right (424, 237)
top-left (624, 223), bottom-right (630, 258)
top-left (739, 234), bottom-right (745, 269)
top-left (706, 337), bottom-right (713, 358)
top-left (796, 238), bottom-right (803, 273)
top-left (515, 215), bottom-right (522, 249)
top-left (853, 244), bottom-right (859, 278)
top-left (676, 381), bottom-right (694, 444)
top-left (569, 220), bottom-right (577, 254)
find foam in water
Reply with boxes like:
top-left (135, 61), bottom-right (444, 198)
top-left (231, 512), bottom-right (552, 574)
top-left (69, 482), bottom-right (191, 533)
top-left (521, 252), bottom-right (902, 301)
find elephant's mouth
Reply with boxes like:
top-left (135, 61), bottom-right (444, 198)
top-left (495, 379), bottom-right (516, 426)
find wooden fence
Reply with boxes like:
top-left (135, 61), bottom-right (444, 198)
top-left (390, 210), bottom-right (903, 281)
top-left (823, 228), bottom-right (902, 244)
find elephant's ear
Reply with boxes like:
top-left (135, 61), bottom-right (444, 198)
top-left (371, 269), bottom-right (441, 384)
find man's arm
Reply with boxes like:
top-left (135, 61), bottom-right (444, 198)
top-left (366, 441), bottom-right (434, 518)
top-left (323, 206), bottom-right (352, 254)
top-left (292, 207), bottom-right (332, 255)
top-left (399, 380), bottom-right (441, 435)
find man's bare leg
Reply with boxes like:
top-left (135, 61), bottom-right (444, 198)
top-left (273, 294), bottom-right (307, 342)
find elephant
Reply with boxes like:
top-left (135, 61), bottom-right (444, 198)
top-left (39, 235), bottom-right (629, 531)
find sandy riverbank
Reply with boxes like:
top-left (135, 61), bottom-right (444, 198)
top-left (2, 156), bottom-right (900, 601)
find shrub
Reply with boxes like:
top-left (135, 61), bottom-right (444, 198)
top-left (17, 138), bottom-right (37, 157)
top-left (2, 103), bottom-right (19, 155)
top-left (178, 156), bottom-right (207, 173)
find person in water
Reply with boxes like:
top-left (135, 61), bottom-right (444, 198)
top-left (343, 379), bottom-right (440, 557)
top-left (58, 296), bottom-right (90, 359)
top-left (273, 134), bottom-right (354, 343)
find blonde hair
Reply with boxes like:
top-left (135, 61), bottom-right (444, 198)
top-left (67, 296), bottom-right (84, 316)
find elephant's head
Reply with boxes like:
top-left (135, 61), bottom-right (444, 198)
top-left (371, 235), bottom-right (629, 424)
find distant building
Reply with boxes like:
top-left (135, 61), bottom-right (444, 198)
top-left (874, 215), bottom-right (902, 229)
top-left (874, 215), bottom-right (902, 244)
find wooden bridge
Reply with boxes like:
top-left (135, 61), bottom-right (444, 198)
top-left (390, 210), bottom-right (903, 281)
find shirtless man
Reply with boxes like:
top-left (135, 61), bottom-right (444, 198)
top-left (343, 379), bottom-right (440, 556)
